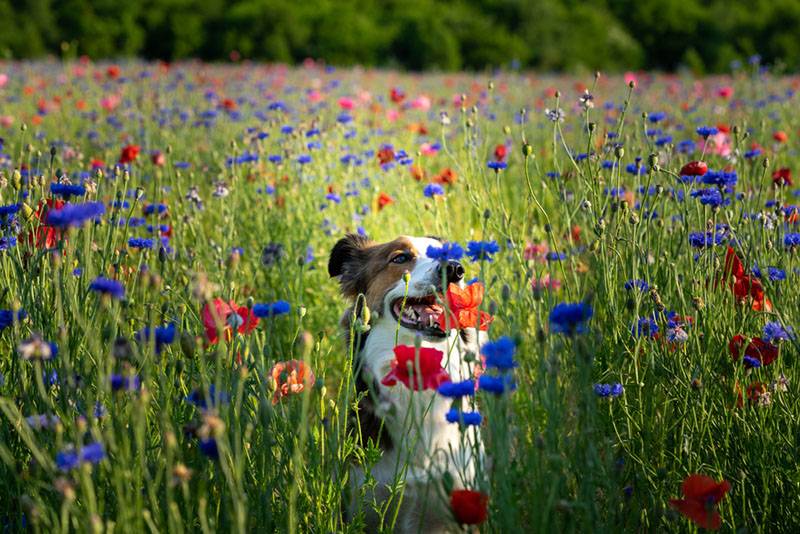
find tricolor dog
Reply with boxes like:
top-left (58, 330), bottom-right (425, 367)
top-left (328, 233), bottom-right (484, 533)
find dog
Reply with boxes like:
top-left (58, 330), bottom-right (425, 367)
top-left (328, 233), bottom-right (484, 533)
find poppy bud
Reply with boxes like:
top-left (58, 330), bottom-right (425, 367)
top-left (501, 284), bottom-right (511, 302)
top-left (522, 143), bottom-right (533, 157)
top-left (762, 157), bottom-right (769, 168)
top-left (484, 209), bottom-right (491, 219)
top-left (588, 122), bottom-right (596, 132)
top-left (11, 169), bottom-right (21, 190)
top-left (615, 146), bottom-right (624, 159)
top-left (503, 125), bottom-right (510, 135)
top-left (487, 81), bottom-right (494, 91)
top-left (554, 90), bottom-right (560, 98)
top-left (648, 153), bottom-right (658, 169)
top-left (21, 123), bottom-right (27, 132)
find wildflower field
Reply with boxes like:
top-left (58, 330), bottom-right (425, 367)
top-left (1, 59), bottom-right (800, 532)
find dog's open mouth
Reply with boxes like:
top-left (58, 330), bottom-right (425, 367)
top-left (391, 294), bottom-right (447, 337)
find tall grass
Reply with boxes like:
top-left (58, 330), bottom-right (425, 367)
top-left (0, 61), bottom-right (798, 532)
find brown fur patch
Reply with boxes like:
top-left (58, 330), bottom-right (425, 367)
top-left (329, 234), bottom-right (418, 313)
top-left (362, 237), bottom-right (417, 312)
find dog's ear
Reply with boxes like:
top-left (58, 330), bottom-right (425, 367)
top-left (328, 233), bottom-right (372, 297)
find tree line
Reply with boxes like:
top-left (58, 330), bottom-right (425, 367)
top-left (0, 0), bottom-right (798, 72)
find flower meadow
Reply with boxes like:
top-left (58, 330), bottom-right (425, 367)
top-left (0, 59), bottom-right (799, 532)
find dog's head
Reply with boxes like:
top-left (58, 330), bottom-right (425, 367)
top-left (328, 234), bottom-right (465, 338)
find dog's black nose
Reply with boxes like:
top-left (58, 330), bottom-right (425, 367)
top-left (438, 260), bottom-right (464, 284)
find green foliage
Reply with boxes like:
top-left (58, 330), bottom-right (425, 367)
top-left (0, 0), bottom-right (799, 70)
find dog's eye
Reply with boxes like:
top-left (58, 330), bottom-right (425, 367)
top-left (391, 252), bottom-right (412, 264)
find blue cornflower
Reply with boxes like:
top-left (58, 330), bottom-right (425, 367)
top-left (437, 380), bottom-right (476, 398)
top-left (135, 323), bottom-right (176, 353)
top-left (50, 183), bottom-right (86, 198)
top-left (253, 300), bottom-right (291, 318)
top-left (0, 203), bottom-right (20, 218)
top-left (631, 316), bottom-right (658, 338)
top-left (0, 237), bottom-right (16, 250)
top-left (487, 161), bottom-right (507, 171)
top-left (702, 170), bottom-right (738, 187)
top-left (549, 302), bottom-right (593, 335)
top-left (297, 155), bottom-right (312, 165)
top-left (478, 374), bottom-right (516, 394)
top-left (624, 279), bottom-right (649, 292)
top-left (110, 374), bottom-right (141, 392)
top-left (186, 384), bottom-right (230, 410)
top-left (46, 201), bottom-right (105, 227)
top-left (89, 277), bottom-right (125, 299)
top-left (593, 383), bottom-right (624, 398)
top-left (649, 112), bottom-right (666, 123)
top-left (445, 409), bottom-right (482, 426)
top-left (268, 155), bottom-right (283, 164)
top-left (763, 322), bottom-right (794, 343)
top-left (481, 337), bottom-right (518, 370)
top-left (742, 356), bottom-right (762, 368)
top-left (546, 251), bottom-right (567, 261)
top-left (625, 163), bottom-right (647, 175)
top-left (199, 438), bottom-right (219, 459)
top-left (696, 126), bottom-right (719, 138)
top-left (423, 183), bottom-right (444, 197)
top-left (0, 309), bottom-right (27, 331)
top-left (17, 335), bottom-right (58, 361)
top-left (690, 188), bottom-right (724, 207)
top-left (56, 442), bottom-right (106, 471)
top-left (143, 204), bottom-right (168, 216)
top-left (427, 242), bottom-right (464, 262)
top-left (688, 231), bottom-right (726, 248)
top-left (785, 233), bottom-right (800, 248)
top-left (744, 148), bottom-right (762, 159)
top-left (465, 240), bottom-right (500, 262)
top-left (325, 192), bottom-right (342, 204)
top-left (128, 237), bottom-right (154, 249)
top-left (768, 267), bottom-right (786, 282)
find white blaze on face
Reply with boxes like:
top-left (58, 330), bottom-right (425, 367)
top-left (382, 236), bottom-right (443, 314)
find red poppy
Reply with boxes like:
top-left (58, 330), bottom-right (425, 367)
top-left (381, 345), bottom-right (450, 391)
top-left (450, 489), bottom-right (489, 525)
top-left (390, 87), bottom-right (405, 104)
top-left (732, 275), bottom-right (771, 311)
top-left (201, 298), bottom-right (259, 345)
top-left (669, 474), bottom-right (730, 530)
top-left (221, 98), bottom-right (237, 111)
top-left (680, 161), bottom-right (708, 176)
top-left (151, 151), bottom-right (166, 167)
top-left (772, 168), bottom-right (792, 187)
top-left (729, 335), bottom-right (778, 367)
top-left (90, 158), bottom-right (105, 169)
top-left (270, 360), bottom-right (316, 405)
top-left (437, 283), bottom-right (494, 332)
top-left (24, 199), bottom-right (65, 249)
top-left (433, 167), bottom-right (457, 185)
top-left (773, 130), bottom-right (788, 143)
top-left (410, 165), bottom-right (425, 181)
top-left (493, 144), bottom-right (507, 161)
top-left (106, 65), bottom-right (121, 79)
top-left (377, 147), bottom-right (395, 165)
top-left (723, 246), bottom-right (744, 280)
top-left (119, 144), bottom-right (140, 164)
top-left (746, 381), bottom-right (767, 403)
top-left (377, 192), bottom-right (393, 211)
